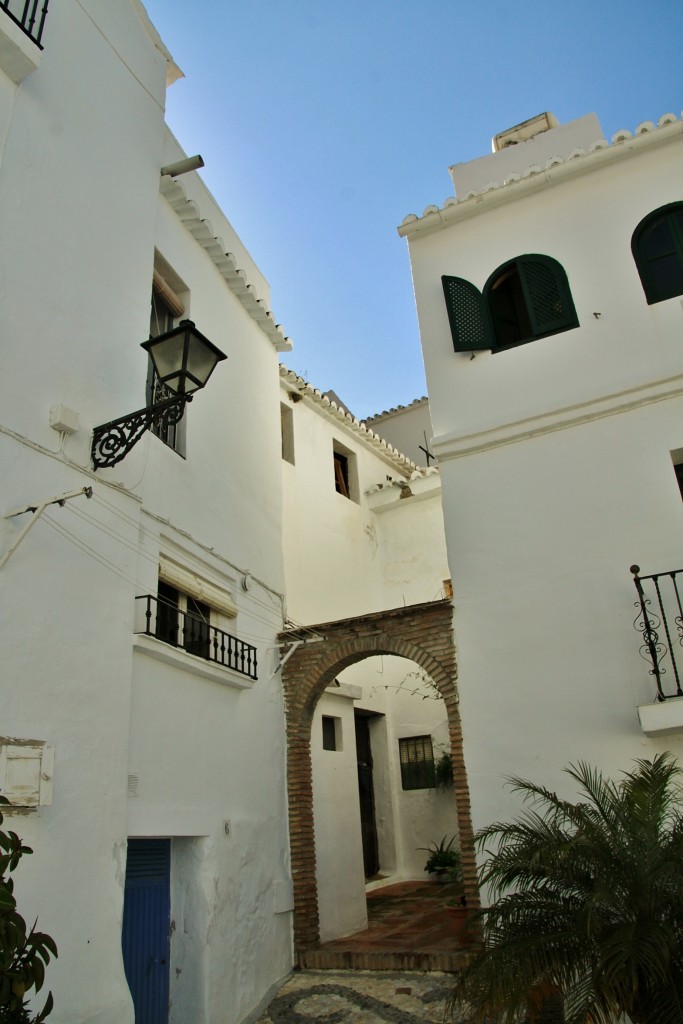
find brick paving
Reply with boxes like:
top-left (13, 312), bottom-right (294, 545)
top-left (255, 880), bottom-right (471, 1022)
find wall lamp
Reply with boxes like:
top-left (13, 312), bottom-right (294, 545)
top-left (91, 320), bottom-right (226, 470)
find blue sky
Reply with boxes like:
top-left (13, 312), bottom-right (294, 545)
top-left (142, 0), bottom-right (682, 420)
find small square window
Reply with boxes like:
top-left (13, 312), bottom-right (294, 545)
top-left (323, 716), bottom-right (339, 749)
top-left (332, 440), bottom-right (358, 502)
top-left (334, 451), bottom-right (349, 496)
top-left (399, 735), bottom-right (435, 791)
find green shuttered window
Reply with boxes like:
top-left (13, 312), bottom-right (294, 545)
top-left (632, 203), bottom-right (683, 305)
top-left (442, 254), bottom-right (578, 354)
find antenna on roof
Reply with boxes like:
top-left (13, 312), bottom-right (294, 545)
top-left (418, 432), bottom-right (435, 467)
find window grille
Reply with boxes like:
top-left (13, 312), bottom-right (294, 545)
top-left (399, 735), bottom-right (435, 790)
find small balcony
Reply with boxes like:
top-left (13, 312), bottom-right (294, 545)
top-left (1, 1), bottom-right (48, 48)
top-left (135, 594), bottom-right (258, 681)
top-left (0, 0), bottom-right (48, 82)
top-left (631, 565), bottom-right (683, 735)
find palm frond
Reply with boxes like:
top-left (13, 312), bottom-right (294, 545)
top-left (449, 754), bottom-right (683, 1024)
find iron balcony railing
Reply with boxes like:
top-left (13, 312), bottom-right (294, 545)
top-left (631, 565), bottom-right (683, 701)
top-left (135, 594), bottom-right (258, 681)
top-left (1, 0), bottom-right (49, 47)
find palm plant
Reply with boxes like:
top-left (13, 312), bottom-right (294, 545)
top-left (449, 754), bottom-right (683, 1024)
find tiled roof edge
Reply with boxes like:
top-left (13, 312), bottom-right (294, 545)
top-left (399, 112), bottom-right (682, 230)
top-left (160, 176), bottom-right (292, 353)
top-left (365, 396), bottom-right (429, 423)
top-left (280, 365), bottom-right (422, 475)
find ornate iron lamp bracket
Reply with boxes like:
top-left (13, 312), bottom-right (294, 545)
top-left (91, 393), bottom-right (193, 470)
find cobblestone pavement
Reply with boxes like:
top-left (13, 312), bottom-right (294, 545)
top-left (254, 970), bottom-right (455, 1023)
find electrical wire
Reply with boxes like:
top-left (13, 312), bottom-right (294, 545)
top-left (40, 512), bottom-right (284, 645)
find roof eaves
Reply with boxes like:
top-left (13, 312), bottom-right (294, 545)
top-left (366, 396), bottom-right (429, 423)
top-left (398, 112), bottom-right (682, 237)
top-left (160, 176), bottom-right (292, 352)
top-left (279, 365), bottom-right (421, 476)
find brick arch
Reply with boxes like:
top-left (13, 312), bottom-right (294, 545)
top-left (279, 599), bottom-right (478, 957)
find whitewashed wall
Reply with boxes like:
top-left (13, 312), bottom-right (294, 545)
top-left (0, 3), bottom-right (291, 1022)
top-left (312, 686), bottom-right (368, 942)
top-left (402, 114), bottom-right (683, 851)
top-left (282, 382), bottom-right (456, 939)
top-left (366, 399), bottom-right (434, 468)
top-left (281, 384), bottom-right (449, 622)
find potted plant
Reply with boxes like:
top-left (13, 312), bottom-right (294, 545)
top-left (418, 834), bottom-right (462, 882)
top-left (434, 750), bottom-right (454, 789)
top-left (446, 893), bottom-right (473, 947)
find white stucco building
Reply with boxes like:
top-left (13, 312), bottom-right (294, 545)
top-left (280, 368), bottom-right (458, 942)
top-left (400, 110), bottom-right (683, 852)
top-left (0, 1), bottom-right (466, 1018)
top-left (1, 4), bottom-right (293, 1023)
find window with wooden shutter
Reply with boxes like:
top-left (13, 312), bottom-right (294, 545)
top-left (441, 275), bottom-right (492, 352)
top-left (632, 204), bottom-right (683, 305)
top-left (484, 254), bottom-right (578, 351)
top-left (332, 440), bottom-right (359, 502)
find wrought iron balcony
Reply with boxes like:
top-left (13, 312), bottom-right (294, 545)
top-left (135, 594), bottom-right (257, 681)
top-left (1, 1), bottom-right (49, 47)
top-left (631, 565), bottom-right (683, 702)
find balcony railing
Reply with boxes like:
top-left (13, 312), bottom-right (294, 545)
top-left (135, 594), bottom-right (257, 681)
top-left (631, 565), bottom-right (683, 701)
top-left (1, 1), bottom-right (49, 47)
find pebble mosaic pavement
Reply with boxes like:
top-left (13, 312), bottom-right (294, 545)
top-left (254, 970), bottom-right (455, 1023)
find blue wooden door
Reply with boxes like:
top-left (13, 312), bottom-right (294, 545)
top-left (122, 839), bottom-right (171, 1024)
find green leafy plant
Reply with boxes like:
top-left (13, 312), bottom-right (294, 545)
top-left (419, 834), bottom-right (462, 877)
top-left (449, 754), bottom-right (683, 1024)
top-left (434, 749), bottom-right (454, 789)
top-left (0, 797), bottom-right (57, 1023)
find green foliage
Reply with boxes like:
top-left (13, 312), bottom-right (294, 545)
top-left (435, 750), bottom-right (454, 789)
top-left (419, 834), bottom-right (462, 876)
top-left (0, 798), bottom-right (57, 1024)
top-left (449, 754), bottom-right (683, 1024)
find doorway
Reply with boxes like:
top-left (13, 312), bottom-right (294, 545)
top-left (354, 710), bottom-right (380, 879)
top-left (122, 838), bottom-right (171, 1024)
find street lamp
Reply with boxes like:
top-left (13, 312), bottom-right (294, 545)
top-left (91, 320), bottom-right (227, 470)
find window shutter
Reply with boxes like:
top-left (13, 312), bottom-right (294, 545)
top-left (441, 276), bottom-right (491, 352)
top-left (158, 556), bottom-right (237, 618)
top-left (518, 256), bottom-right (578, 336)
top-left (632, 204), bottom-right (683, 304)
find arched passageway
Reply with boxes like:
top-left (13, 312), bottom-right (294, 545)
top-left (279, 599), bottom-right (478, 958)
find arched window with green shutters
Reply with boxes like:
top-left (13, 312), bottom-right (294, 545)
top-left (484, 255), bottom-right (578, 350)
top-left (442, 254), bottom-right (578, 354)
top-left (632, 203), bottom-right (683, 305)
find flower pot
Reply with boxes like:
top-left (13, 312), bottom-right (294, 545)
top-left (447, 906), bottom-right (473, 947)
